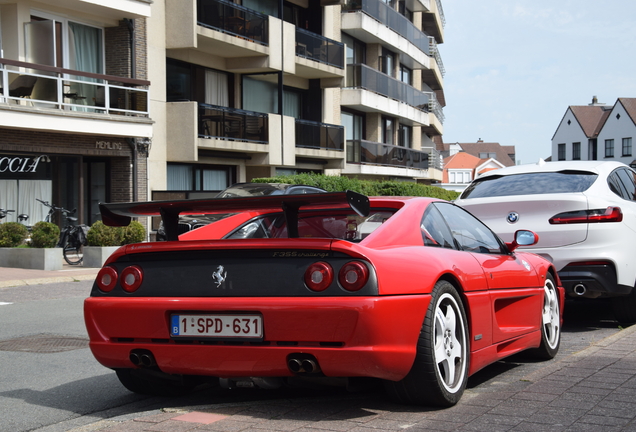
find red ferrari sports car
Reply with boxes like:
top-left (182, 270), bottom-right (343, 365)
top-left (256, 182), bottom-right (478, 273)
top-left (85, 191), bottom-right (564, 406)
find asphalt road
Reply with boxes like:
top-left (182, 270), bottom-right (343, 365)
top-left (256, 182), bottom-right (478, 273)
top-left (0, 281), bottom-right (623, 432)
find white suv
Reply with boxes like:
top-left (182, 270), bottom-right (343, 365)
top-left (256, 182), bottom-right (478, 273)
top-left (455, 160), bottom-right (636, 323)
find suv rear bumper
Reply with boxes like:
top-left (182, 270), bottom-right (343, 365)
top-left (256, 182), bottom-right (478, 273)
top-left (559, 263), bottom-right (631, 298)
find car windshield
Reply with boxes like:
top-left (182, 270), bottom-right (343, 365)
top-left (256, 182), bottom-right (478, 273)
top-left (460, 171), bottom-right (598, 199)
top-left (225, 210), bottom-right (396, 241)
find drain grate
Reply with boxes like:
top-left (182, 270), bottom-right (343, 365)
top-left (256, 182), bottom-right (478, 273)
top-left (0, 334), bottom-right (89, 353)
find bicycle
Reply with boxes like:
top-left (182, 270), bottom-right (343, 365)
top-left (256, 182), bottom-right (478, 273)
top-left (37, 199), bottom-right (88, 265)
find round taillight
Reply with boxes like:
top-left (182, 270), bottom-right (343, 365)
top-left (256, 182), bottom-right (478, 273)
top-left (120, 266), bottom-right (143, 293)
top-left (96, 266), bottom-right (118, 292)
top-left (304, 262), bottom-right (334, 292)
top-left (339, 261), bottom-right (369, 292)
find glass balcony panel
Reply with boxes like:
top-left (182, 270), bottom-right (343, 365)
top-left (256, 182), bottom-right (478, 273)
top-left (346, 140), bottom-right (429, 169)
top-left (199, 103), bottom-right (268, 143)
top-left (295, 119), bottom-right (344, 151)
top-left (345, 64), bottom-right (431, 113)
top-left (1, 62), bottom-right (148, 116)
top-left (295, 28), bottom-right (344, 69)
top-left (342, 0), bottom-right (430, 55)
top-left (197, 0), bottom-right (269, 45)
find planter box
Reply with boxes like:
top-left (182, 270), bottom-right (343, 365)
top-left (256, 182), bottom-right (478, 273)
top-left (0, 247), bottom-right (63, 270)
top-left (83, 246), bottom-right (121, 268)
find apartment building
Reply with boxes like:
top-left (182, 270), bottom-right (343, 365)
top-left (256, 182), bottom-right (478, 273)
top-left (0, 0), bottom-right (446, 230)
top-left (149, 0), bottom-right (445, 200)
top-left (0, 0), bottom-right (152, 225)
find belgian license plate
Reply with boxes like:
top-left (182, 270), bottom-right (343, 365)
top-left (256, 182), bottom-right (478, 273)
top-left (170, 314), bottom-right (263, 339)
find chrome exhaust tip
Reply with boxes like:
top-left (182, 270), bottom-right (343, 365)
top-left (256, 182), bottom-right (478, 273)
top-left (573, 284), bottom-right (586, 296)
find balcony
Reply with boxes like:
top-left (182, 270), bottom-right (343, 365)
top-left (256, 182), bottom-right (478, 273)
top-left (342, 0), bottom-right (430, 70)
top-left (0, 59), bottom-right (151, 137)
top-left (199, 104), bottom-right (268, 143)
top-left (53, 0), bottom-right (151, 19)
top-left (198, 0), bottom-right (268, 45)
top-left (294, 29), bottom-right (346, 81)
top-left (347, 140), bottom-right (429, 170)
top-left (422, 36), bottom-right (445, 91)
top-left (422, 0), bottom-right (445, 43)
top-left (295, 119), bottom-right (344, 151)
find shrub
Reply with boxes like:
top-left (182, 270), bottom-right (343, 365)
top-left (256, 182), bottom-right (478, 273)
top-left (87, 221), bottom-right (121, 246)
top-left (29, 221), bottom-right (60, 248)
top-left (87, 220), bottom-right (146, 246)
top-left (251, 173), bottom-right (460, 200)
top-left (120, 221), bottom-right (146, 245)
top-left (0, 222), bottom-right (29, 247)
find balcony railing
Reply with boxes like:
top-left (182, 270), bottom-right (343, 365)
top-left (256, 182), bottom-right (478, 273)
top-left (295, 29), bottom-right (345, 69)
top-left (346, 64), bottom-right (430, 111)
top-left (342, 0), bottom-right (430, 55)
top-left (197, 0), bottom-right (269, 45)
top-left (347, 139), bottom-right (429, 169)
top-left (435, 0), bottom-right (446, 27)
top-left (0, 59), bottom-right (149, 116)
top-left (295, 119), bottom-right (345, 151)
top-left (428, 36), bottom-right (445, 77)
top-left (429, 96), bottom-right (445, 124)
top-left (199, 103), bottom-right (268, 143)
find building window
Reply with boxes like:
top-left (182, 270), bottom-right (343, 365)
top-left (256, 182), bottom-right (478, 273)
top-left (622, 138), bottom-right (632, 157)
top-left (557, 143), bottom-right (566, 160)
top-left (398, 124), bottom-right (412, 148)
top-left (605, 139), bottom-right (615, 158)
top-left (572, 142), bottom-right (581, 160)
top-left (167, 164), bottom-right (230, 191)
top-left (341, 110), bottom-right (363, 140)
top-left (379, 48), bottom-right (395, 77)
top-left (399, 64), bottom-right (412, 85)
top-left (342, 34), bottom-right (365, 65)
top-left (478, 152), bottom-right (497, 159)
top-left (382, 117), bottom-right (395, 145)
top-left (588, 139), bottom-right (597, 160)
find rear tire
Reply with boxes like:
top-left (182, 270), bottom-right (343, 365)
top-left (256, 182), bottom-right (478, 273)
top-left (384, 280), bottom-right (469, 407)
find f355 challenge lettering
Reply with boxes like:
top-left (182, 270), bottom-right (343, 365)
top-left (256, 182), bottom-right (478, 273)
top-left (272, 251), bottom-right (330, 258)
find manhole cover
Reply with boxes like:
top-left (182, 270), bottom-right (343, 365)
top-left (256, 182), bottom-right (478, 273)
top-left (0, 334), bottom-right (89, 353)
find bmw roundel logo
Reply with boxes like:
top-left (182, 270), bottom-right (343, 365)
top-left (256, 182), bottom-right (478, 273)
top-left (507, 212), bottom-right (519, 224)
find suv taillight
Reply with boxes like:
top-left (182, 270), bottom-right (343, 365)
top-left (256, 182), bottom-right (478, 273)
top-left (549, 207), bottom-right (623, 224)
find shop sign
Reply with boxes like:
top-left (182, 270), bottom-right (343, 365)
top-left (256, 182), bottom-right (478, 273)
top-left (0, 155), bottom-right (49, 174)
top-left (96, 140), bottom-right (123, 150)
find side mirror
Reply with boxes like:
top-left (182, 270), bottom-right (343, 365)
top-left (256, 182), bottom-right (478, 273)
top-left (506, 230), bottom-right (539, 253)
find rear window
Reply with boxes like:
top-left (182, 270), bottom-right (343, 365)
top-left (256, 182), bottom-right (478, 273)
top-left (460, 171), bottom-right (598, 199)
top-left (225, 210), bottom-right (396, 241)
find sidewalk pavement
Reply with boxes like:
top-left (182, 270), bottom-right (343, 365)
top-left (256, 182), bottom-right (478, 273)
top-left (0, 264), bottom-right (99, 288)
top-left (69, 324), bottom-right (636, 432)
top-left (3, 265), bottom-right (635, 431)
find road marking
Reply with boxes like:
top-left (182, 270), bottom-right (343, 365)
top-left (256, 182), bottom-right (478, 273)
top-left (0, 302), bottom-right (13, 306)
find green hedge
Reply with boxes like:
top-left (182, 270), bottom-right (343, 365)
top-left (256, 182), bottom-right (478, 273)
top-left (0, 222), bottom-right (29, 247)
top-left (30, 221), bottom-right (60, 248)
top-left (87, 220), bottom-right (146, 246)
top-left (252, 174), bottom-right (459, 201)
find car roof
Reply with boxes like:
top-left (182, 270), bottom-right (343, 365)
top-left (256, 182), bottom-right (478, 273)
top-left (476, 160), bottom-right (631, 179)
top-left (217, 183), bottom-right (326, 197)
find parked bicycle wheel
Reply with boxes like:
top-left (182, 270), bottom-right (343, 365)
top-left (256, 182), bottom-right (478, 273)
top-left (63, 227), bottom-right (83, 265)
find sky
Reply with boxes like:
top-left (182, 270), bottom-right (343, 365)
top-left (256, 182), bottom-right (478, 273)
top-left (439, 1), bottom-right (636, 165)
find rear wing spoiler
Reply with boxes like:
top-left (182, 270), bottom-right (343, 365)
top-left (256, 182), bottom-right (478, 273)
top-left (99, 190), bottom-right (370, 241)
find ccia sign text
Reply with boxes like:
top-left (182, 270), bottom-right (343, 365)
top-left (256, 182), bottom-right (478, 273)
top-left (0, 155), bottom-right (50, 173)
